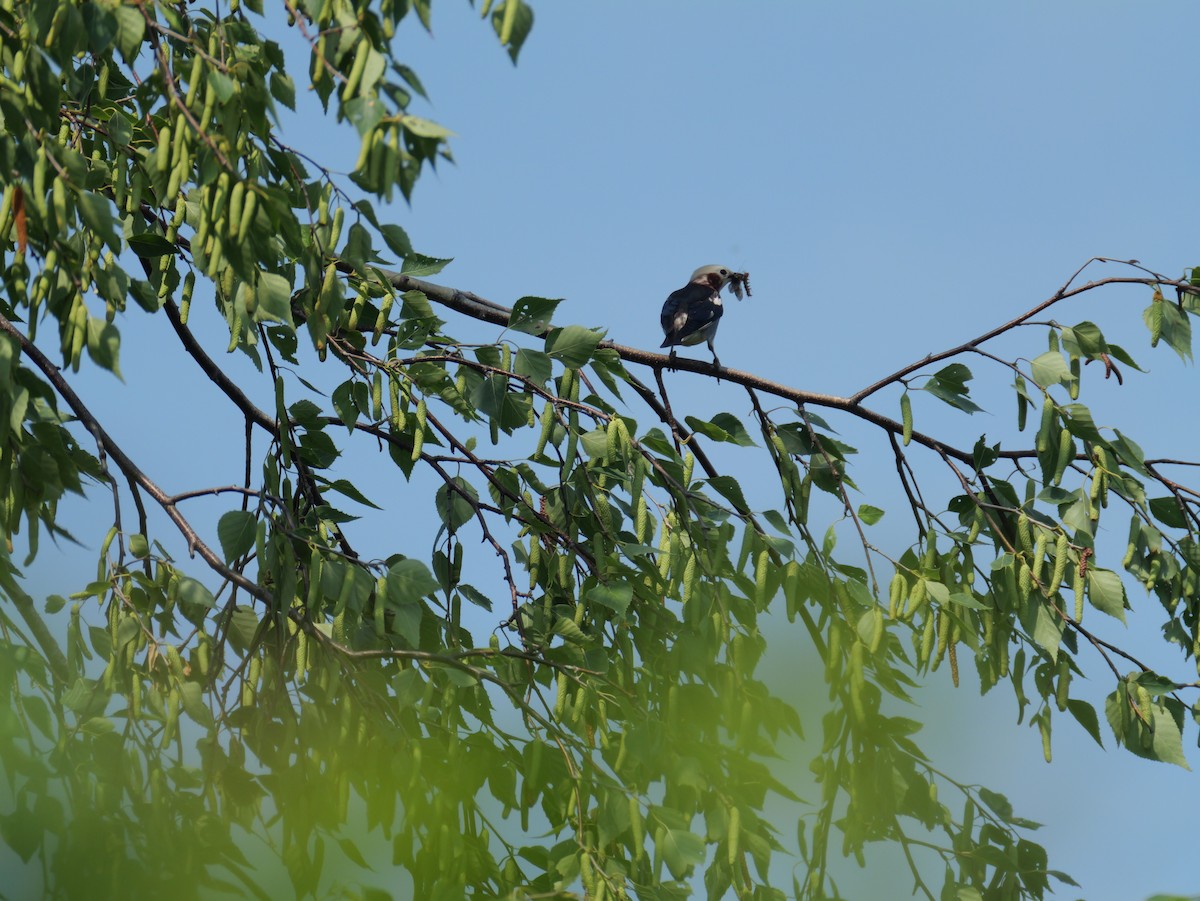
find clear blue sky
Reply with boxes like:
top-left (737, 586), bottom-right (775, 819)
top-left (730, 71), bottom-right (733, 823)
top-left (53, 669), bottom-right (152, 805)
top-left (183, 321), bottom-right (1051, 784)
top-left (21, 3), bottom-right (1200, 898)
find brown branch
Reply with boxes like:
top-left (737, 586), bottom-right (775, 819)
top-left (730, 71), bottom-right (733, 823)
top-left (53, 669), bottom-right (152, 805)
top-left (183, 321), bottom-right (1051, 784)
top-left (849, 265), bottom-right (1190, 404)
top-left (889, 431), bottom-right (929, 539)
top-left (162, 299), bottom-right (277, 433)
top-left (368, 267), bottom-right (1200, 469)
top-left (0, 310), bottom-right (270, 605)
top-left (167, 485), bottom-right (274, 505)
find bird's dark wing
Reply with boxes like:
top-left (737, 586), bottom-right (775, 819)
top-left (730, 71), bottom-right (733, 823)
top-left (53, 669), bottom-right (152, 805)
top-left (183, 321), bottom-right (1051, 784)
top-left (660, 282), bottom-right (722, 347)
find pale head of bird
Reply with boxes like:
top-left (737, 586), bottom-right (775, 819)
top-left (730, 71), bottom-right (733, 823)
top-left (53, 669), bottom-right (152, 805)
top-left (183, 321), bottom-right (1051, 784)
top-left (688, 265), bottom-right (750, 300)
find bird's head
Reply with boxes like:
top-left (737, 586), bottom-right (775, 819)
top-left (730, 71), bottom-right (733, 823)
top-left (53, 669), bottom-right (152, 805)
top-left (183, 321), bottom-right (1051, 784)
top-left (689, 265), bottom-right (736, 290)
top-left (689, 265), bottom-right (751, 299)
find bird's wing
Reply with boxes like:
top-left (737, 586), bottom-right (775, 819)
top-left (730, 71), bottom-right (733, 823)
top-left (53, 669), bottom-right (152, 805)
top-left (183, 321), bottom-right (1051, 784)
top-left (660, 282), bottom-right (722, 346)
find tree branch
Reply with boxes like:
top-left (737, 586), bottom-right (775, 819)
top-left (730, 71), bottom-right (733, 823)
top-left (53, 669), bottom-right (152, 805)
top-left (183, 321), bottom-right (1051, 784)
top-left (0, 310), bottom-right (271, 605)
top-left (372, 266), bottom-right (1199, 468)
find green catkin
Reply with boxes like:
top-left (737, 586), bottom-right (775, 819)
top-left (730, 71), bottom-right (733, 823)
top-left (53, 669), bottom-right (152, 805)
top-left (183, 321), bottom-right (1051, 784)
top-left (1051, 532), bottom-right (1069, 587)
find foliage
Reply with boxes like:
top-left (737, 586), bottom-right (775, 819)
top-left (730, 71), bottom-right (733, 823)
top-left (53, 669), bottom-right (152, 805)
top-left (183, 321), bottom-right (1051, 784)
top-left (1, 1), bottom-right (1200, 899)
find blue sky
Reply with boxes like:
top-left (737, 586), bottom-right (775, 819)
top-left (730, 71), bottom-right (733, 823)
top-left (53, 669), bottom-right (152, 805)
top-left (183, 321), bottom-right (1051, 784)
top-left (382, 8), bottom-right (1200, 897)
top-left (17, 2), bottom-right (1200, 898)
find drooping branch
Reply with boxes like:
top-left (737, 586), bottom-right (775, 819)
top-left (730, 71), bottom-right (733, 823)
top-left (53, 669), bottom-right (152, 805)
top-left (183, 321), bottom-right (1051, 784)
top-left (0, 310), bottom-right (271, 605)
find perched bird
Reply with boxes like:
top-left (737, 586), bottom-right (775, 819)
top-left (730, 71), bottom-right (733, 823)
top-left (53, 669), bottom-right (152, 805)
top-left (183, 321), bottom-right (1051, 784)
top-left (659, 265), bottom-right (743, 370)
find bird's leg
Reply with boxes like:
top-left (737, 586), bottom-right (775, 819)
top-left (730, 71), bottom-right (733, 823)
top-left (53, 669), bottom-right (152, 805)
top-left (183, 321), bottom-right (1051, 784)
top-left (668, 348), bottom-right (678, 372)
top-left (708, 340), bottom-right (721, 381)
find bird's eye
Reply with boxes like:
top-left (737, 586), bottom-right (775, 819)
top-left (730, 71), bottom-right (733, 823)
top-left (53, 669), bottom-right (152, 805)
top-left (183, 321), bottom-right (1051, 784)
top-left (720, 269), bottom-right (728, 275)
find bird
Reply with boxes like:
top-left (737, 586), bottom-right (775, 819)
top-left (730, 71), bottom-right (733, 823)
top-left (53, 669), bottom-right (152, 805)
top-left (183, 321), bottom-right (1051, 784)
top-left (659, 265), bottom-right (741, 371)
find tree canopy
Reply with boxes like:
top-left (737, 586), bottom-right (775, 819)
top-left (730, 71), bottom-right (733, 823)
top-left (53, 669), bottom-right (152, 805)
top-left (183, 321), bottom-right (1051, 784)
top-left (1, 1), bottom-right (1199, 899)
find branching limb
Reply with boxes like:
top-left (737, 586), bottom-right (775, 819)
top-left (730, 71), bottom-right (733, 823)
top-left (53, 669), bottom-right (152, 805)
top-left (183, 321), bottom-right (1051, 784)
top-left (0, 310), bottom-right (270, 605)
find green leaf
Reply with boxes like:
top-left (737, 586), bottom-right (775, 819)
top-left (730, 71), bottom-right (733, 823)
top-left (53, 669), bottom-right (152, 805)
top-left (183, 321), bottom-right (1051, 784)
top-left (128, 233), bottom-right (178, 257)
top-left (324, 478), bottom-right (381, 509)
top-left (1064, 320), bottom-right (1107, 356)
top-left (977, 787), bottom-right (1013, 822)
top-left (399, 115), bottom-right (454, 140)
top-left (401, 290), bottom-right (437, 321)
top-left (289, 399), bottom-right (324, 429)
top-left (85, 319), bottom-right (122, 378)
top-left (379, 224), bottom-right (412, 258)
top-left (660, 828), bottom-right (704, 879)
top-left (855, 607), bottom-right (882, 648)
top-left (338, 838), bottom-right (369, 869)
top-left (177, 577), bottom-right (215, 610)
top-left (514, 348), bottom-right (552, 383)
top-left (395, 64), bottom-right (429, 100)
top-left (178, 681), bottom-right (213, 727)
top-left (856, 504), bottom-right (884, 525)
top-left (553, 618), bottom-right (587, 645)
top-left (923, 580), bottom-right (950, 604)
top-left (971, 435), bottom-right (1000, 469)
top-left (1145, 299), bottom-right (1193, 361)
top-left (1105, 342), bottom-right (1145, 372)
top-left (298, 429), bottom-right (339, 469)
top-left (386, 559), bottom-right (438, 606)
top-left (457, 584), bottom-right (493, 612)
top-left (1149, 701), bottom-right (1190, 769)
top-left (255, 271), bottom-right (294, 326)
top-left (947, 591), bottom-right (988, 610)
top-left (331, 380), bottom-right (361, 433)
top-left (684, 414), bottom-right (756, 447)
top-left (270, 71), bottom-right (296, 110)
top-left (438, 666), bottom-right (479, 688)
top-left (472, 374), bottom-right (527, 432)
top-left (586, 581), bottom-right (632, 617)
top-left (492, 0), bottom-right (535, 63)
top-left (705, 474), bottom-right (749, 513)
top-left (545, 325), bottom-right (604, 369)
top-left (106, 111), bottom-right (133, 148)
top-left (922, 363), bottom-right (983, 413)
top-left (1060, 403), bottom-right (1101, 441)
top-left (217, 511), bottom-right (257, 562)
top-left (400, 252), bottom-right (452, 277)
top-left (1148, 497), bottom-right (1187, 529)
top-left (1031, 601), bottom-right (1064, 660)
top-left (1087, 568), bottom-right (1127, 622)
top-left (1031, 351), bottom-right (1072, 388)
top-left (112, 4), bottom-right (145, 61)
top-left (344, 97), bottom-right (386, 137)
top-left (436, 478), bottom-right (477, 532)
top-left (81, 3), bottom-right (118, 55)
top-left (390, 603), bottom-right (421, 647)
top-left (509, 296), bottom-right (562, 336)
top-left (76, 192), bottom-right (120, 253)
top-left (223, 605), bottom-right (260, 652)
top-left (207, 69), bottom-right (235, 103)
top-left (1066, 698), bottom-right (1104, 748)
